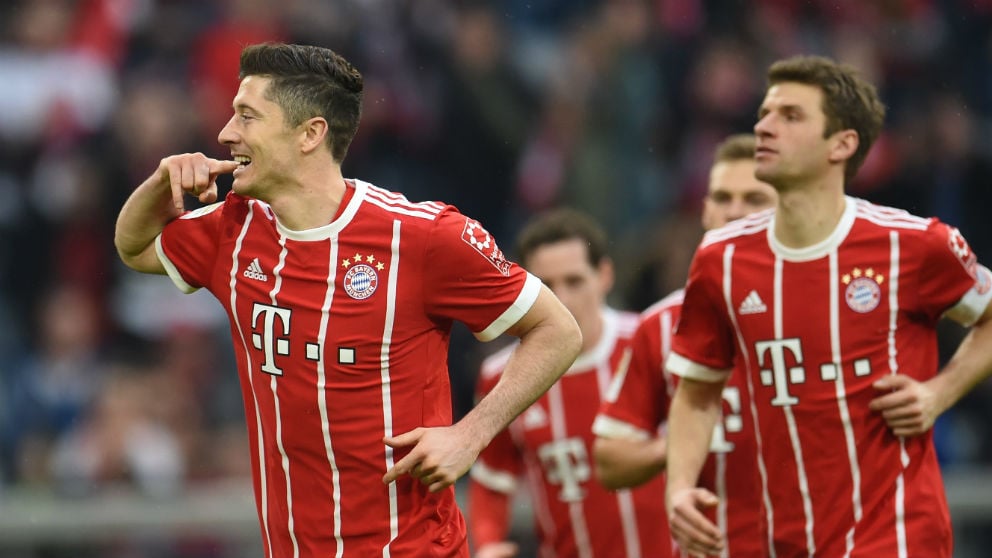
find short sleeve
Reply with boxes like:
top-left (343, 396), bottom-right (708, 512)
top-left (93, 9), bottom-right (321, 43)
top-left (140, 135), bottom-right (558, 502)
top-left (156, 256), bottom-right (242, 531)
top-left (156, 201), bottom-right (226, 293)
top-left (668, 246), bottom-right (735, 382)
top-left (422, 211), bottom-right (541, 341)
top-left (916, 221), bottom-right (992, 327)
top-left (594, 310), bottom-right (672, 440)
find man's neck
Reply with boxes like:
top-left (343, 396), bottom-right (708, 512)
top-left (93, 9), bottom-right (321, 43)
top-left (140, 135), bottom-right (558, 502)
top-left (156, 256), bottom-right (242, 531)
top-left (266, 166), bottom-right (347, 232)
top-left (773, 179), bottom-right (847, 249)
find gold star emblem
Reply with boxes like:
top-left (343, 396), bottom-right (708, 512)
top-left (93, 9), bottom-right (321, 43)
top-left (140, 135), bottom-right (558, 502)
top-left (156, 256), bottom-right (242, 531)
top-left (852, 268), bottom-right (863, 278)
top-left (376, 262), bottom-right (385, 271)
top-left (876, 275), bottom-right (885, 284)
top-left (342, 258), bottom-right (350, 267)
top-left (366, 254), bottom-right (375, 264)
top-left (353, 253), bottom-right (362, 262)
top-left (842, 274), bottom-right (851, 285)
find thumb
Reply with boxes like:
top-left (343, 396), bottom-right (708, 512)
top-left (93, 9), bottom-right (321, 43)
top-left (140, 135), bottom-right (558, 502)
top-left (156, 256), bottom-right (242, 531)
top-left (697, 489), bottom-right (719, 508)
top-left (383, 428), bottom-right (422, 449)
top-left (873, 374), bottom-right (909, 391)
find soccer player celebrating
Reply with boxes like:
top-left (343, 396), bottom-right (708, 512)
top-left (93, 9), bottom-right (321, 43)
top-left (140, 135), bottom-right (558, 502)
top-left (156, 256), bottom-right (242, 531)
top-left (592, 134), bottom-right (777, 558)
top-left (665, 55), bottom-right (992, 558)
top-left (468, 208), bottom-right (670, 558)
top-left (114, 43), bottom-right (582, 558)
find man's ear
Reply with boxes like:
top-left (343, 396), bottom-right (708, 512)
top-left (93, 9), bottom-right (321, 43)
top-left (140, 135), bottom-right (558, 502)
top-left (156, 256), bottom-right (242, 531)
top-left (300, 117), bottom-right (329, 154)
top-left (828, 129), bottom-right (859, 164)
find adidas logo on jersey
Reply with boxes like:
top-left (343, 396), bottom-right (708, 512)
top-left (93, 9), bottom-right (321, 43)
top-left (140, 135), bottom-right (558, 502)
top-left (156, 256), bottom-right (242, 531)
top-left (738, 290), bottom-right (767, 315)
top-left (243, 258), bottom-right (268, 282)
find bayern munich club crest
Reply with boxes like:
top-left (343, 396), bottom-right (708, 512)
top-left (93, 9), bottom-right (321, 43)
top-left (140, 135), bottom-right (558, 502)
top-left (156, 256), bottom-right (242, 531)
top-left (842, 267), bottom-right (884, 313)
top-left (341, 252), bottom-right (384, 300)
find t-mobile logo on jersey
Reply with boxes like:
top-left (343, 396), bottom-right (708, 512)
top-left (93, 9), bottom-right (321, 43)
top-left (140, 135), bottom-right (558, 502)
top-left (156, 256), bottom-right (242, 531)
top-left (710, 387), bottom-right (743, 453)
top-left (251, 302), bottom-right (291, 376)
top-left (537, 438), bottom-right (590, 503)
top-left (756, 338), bottom-right (873, 406)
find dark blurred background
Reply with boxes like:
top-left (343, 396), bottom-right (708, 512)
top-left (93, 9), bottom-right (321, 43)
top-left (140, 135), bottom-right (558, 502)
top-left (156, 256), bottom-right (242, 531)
top-left (0, 0), bottom-right (990, 556)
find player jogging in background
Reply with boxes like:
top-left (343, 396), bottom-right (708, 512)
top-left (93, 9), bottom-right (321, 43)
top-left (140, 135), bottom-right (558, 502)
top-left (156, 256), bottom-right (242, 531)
top-left (592, 134), bottom-right (777, 558)
top-left (665, 55), bottom-right (992, 558)
top-left (468, 208), bottom-right (670, 558)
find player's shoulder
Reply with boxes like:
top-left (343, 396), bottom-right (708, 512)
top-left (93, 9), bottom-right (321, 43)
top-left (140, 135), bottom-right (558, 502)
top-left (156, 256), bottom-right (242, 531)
top-left (699, 208), bottom-right (774, 250)
top-left (609, 307), bottom-right (640, 339)
top-left (354, 179), bottom-right (452, 225)
top-left (851, 197), bottom-right (932, 233)
top-left (641, 289), bottom-right (684, 320)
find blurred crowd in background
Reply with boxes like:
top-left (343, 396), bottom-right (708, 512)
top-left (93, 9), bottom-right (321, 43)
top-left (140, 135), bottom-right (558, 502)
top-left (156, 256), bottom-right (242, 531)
top-left (1, 0), bottom-right (992, 548)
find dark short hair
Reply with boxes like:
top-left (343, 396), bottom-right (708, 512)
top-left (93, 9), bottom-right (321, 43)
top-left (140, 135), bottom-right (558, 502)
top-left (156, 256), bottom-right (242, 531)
top-left (713, 134), bottom-right (756, 164)
top-left (239, 43), bottom-right (363, 162)
top-left (516, 208), bottom-right (609, 268)
top-left (767, 55), bottom-right (885, 183)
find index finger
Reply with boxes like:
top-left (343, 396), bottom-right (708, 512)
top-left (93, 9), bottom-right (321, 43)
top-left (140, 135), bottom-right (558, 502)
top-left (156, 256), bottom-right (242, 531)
top-left (166, 159), bottom-right (185, 211)
top-left (382, 450), bottom-right (421, 484)
top-left (868, 389), bottom-right (914, 412)
top-left (211, 159), bottom-right (241, 175)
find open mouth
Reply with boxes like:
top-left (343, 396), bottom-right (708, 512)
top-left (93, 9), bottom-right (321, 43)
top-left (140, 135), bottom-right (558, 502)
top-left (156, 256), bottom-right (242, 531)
top-left (234, 155), bottom-right (252, 168)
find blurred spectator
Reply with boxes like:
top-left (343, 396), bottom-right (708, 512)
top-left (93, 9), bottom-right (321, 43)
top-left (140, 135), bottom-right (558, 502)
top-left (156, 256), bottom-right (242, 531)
top-left (1, 283), bottom-right (107, 486)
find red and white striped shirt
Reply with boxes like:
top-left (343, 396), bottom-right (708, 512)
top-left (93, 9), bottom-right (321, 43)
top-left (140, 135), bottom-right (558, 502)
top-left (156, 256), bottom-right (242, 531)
top-left (668, 197), bottom-right (992, 557)
top-left (593, 289), bottom-right (765, 558)
top-left (155, 179), bottom-right (541, 558)
top-left (470, 308), bottom-right (671, 558)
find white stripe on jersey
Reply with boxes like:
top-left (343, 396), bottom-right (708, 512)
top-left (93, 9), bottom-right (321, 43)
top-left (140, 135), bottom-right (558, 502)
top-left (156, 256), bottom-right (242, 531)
top-left (548, 383), bottom-right (593, 558)
top-left (602, 347), bottom-right (633, 404)
top-left (315, 235), bottom-right (345, 557)
top-left (888, 232), bottom-right (909, 558)
top-left (715, 452), bottom-right (728, 558)
top-left (773, 255), bottom-right (816, 556)
top-left (268, 236), bottom-right (301, 558)
top-left (364, 186), bottom-right (442, 220)
top-left (660, 307), bottom-right (676, 399)
top-left (365, 183), bottom-right (445, 212)
top-left (701, 210), bottom-right (773, 247)
top-left (229, 205), bottom-right (274, 558)
top-left (855, 200), bottom-right (929, 231)
top-left (616, 488), bottom-right (642, 558)
top-left (828, 250), bottom-right (861, 558)
top-left (381, 220), bottom-right (402, 555)
top-left (721, 244), bottom-right (776, 558)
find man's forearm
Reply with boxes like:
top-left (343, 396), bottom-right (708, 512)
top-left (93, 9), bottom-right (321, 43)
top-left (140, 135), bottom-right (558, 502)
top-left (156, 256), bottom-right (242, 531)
top-left (114, 167), bottom-right (178, 273)
top-left (666, 378), bottom-right (723, 492)
top-left (593, 436), bottom-right (665, 490)
top-left (460, 289), bottom-right (581, 450)
top-left (931, 311), bottom-right (992, 415)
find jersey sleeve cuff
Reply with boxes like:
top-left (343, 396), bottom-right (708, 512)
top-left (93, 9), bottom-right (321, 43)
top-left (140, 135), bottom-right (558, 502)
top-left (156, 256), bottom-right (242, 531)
top-left (666, 352), bottom-right (731, 383)
top-left (469, 461), bottom-right (517, 494)
top-left (592, 414), bottom-right (653, 441)
top-left (474, 273), bottom-right (541, 342)
top-left (155, 234), bottom-right (198, 294)
top-left (944, 264), bottom-right (992, 327)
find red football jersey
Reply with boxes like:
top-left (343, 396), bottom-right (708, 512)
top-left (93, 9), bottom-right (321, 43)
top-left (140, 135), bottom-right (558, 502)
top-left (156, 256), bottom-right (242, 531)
top-left (469, 309), bottom-right (671, 558)
top-left (155, 179), bottom-right (542, 558)
top-left (668, 198), bottom-right (992, 558)
top-left (593, 289), bottom-right (765, 558)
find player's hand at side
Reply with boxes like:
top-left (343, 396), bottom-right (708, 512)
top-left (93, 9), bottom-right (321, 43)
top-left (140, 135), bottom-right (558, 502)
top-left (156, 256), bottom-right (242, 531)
top-left (473, 541), bottom-right (519, 558)
top-left (158, 153), bottom-right (240, 211)
top-left (869, 374), bottom-right (939, 437)
top-left (382, 425), bottom-right (483, 492)
top-left (667, 487), bottom-right (724, 557)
